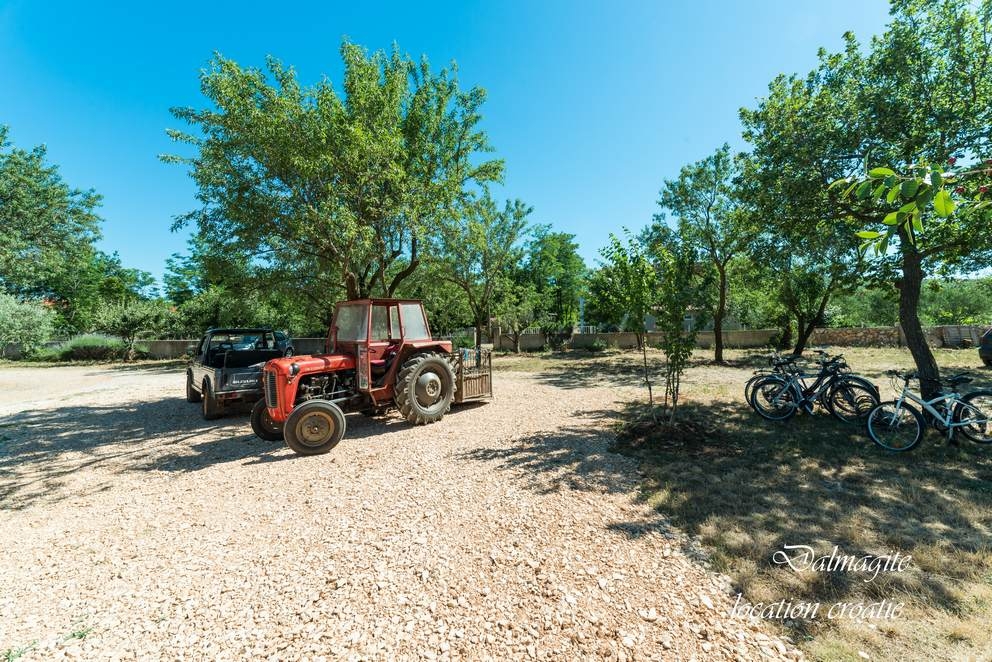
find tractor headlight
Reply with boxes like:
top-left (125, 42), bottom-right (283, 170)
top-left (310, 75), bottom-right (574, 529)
top-left (289, 362), bottom-right (300, 377)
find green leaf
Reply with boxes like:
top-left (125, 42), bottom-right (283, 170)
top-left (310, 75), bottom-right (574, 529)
top-left (898, 201), bottom-right (917, 214)
top-left (869, 167), bottom-right (895, 178)
top-left (886, 186), bottom-right (900, 204)
top-left (882, 211), bottom-right (900, 225)
top-left (901, 180), bottom-right (919, 199)
top-left (930, 171), bottom-right (942, 189)
top-left (934, 189), bottom-right (955, 217)
top-left (842, 181), bottom-right (859, 200)
top-left (878, 234), bottom-right (890, 255)
top-left (856, 230), bottom-right (882, 239)
top-left (911, 211), bottom-right (924, 232)
top-left (828, 178), bottom-right (850, 190)
top-left (872, 183), bottom-right (887, 199)
top-left (855, 181), bottom-right (873, 199)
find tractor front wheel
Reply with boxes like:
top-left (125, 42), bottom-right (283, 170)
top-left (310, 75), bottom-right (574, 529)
top-left (283, 400), bottom-right (347, 456)
top-left (395, 353), bottom-right (456, 425)
top-left (251, 399), bottom-right (284, 442)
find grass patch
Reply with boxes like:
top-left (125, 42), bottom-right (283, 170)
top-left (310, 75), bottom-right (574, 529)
top-left (2, 642), bottom-right (36, 662)
top-left (509, 346), bottom-right (992, 661)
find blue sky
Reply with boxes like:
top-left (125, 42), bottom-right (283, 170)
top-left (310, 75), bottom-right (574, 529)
top-left (0, 0), bottom-right (891, 287)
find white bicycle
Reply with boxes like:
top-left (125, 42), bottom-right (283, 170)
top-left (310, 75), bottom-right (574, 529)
top-left (865, 370), bottom-right (992, 452)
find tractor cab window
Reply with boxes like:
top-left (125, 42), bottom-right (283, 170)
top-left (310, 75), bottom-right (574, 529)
top-left (371, 303), bottom-right (401, 341)
top-left (400, 303), bottom-right (430, 340)
top-left (334, 304), bottom-right (369, 342)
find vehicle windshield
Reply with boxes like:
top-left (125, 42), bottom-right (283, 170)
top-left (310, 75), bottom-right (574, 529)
top-left (208, 332), bottom-right (271, 350)
top-left (334, 304), bottom-right (369, 342)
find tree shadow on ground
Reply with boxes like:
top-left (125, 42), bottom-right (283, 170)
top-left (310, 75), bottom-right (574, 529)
top-left (0, 396), bottom-right (496, 510)
top-left (609, 397), bottom-right (992, 638)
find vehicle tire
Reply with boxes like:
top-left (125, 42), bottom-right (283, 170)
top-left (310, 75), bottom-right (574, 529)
top-left (283, 400), bottom-right (346, 456)
top-left (201, 379), bottom-right (222, 420)
top-left (827, 380), bottom-right (879, 423)
top-left (186, 371), bottom-right (201, 403)
top-left (250, 399), bottom-right (284, 441)
top-left (395, 352), bottom-right (456, 425)
top-left (954, 390), bottom-right (992, 444)
top-left (748, 375), bottom-right (798, 421)
top-left (866, 401), bottom-right (924, 452)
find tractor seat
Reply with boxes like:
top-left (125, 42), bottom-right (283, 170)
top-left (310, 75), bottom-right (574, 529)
top-left (371, 344), bottom-right (400, 376)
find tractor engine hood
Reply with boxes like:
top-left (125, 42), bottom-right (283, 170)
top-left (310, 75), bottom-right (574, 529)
top-left (266, 353), bottom-right (356, 378)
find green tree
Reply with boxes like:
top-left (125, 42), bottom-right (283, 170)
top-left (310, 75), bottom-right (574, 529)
top-left (587, 232), bottom-right (657, 350)
top-left (657, 145), bottom-right (756, 362)
top-left (523, 226), bottom-right (586, 333)
top-left (0, 294), bottom-right (55, 358)
top-left (493, 275), bottom-right (541, 353)
top-left (0, 126), bottom-right (150, 333)
top-left (654, 242), bottom-right (704, 423)
top-left (435, 196), bottom-right (531, 349)
top-left (753, 0), bottom-right (992, 396)
top-left (95, 299), bottom-right (169, 360)
top-left (165, 42), bottom-right (503, 304)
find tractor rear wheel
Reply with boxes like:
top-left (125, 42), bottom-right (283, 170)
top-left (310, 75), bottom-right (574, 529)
top-left (283, 400), bottom-right (347, 456)
top-left (251, 399), bottom-right (284, 441)
top-left (395, 353), bottom-right (456, 425)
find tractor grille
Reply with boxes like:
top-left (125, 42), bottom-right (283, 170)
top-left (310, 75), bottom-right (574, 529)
top-left (264, 370), bottom-right (278, 408)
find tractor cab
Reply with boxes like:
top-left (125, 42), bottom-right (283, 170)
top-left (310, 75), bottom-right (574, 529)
top-left (327, 299), bottom-right (445, 393)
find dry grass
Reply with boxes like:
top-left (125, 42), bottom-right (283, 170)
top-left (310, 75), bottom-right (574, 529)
top-left (500, 346), bottom-right (992, 662)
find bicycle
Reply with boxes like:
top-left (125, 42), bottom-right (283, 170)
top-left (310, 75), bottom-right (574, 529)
top-left (743, 352), bottom-right (800, 404)
top-left (865, 370), bottom-right (992, 452)
top-left (749, 351), bottom-right (879, 423)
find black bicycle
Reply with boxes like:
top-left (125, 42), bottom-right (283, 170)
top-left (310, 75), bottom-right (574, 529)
top-left (748, 351), bottom-right (879, 423)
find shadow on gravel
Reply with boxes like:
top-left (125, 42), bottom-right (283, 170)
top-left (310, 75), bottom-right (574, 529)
top-left (0, 396), bottom-right (497, 510)
top-left (455, 408), bottom-right (632, 496)
top-left (0, 397), bottom-right (276, 510)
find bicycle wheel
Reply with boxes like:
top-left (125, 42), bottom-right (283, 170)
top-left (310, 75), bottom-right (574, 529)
top-left (828, 380), bottom-right (880, 423)
top-left (955, 390), bottom-right (992, 444)
top-left (866, 401), bottom-right (924, 452)
top-left (744, 373), bottom-right (770, 404)
top-left (749, 375), bottom-right (798, 421)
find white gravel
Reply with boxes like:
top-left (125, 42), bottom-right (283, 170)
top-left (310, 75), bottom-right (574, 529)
top-left (0, 363), bottom-right (801, 660)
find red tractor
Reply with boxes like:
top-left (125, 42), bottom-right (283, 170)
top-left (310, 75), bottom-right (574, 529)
top-left (252, 299), bottom-right (492, 456)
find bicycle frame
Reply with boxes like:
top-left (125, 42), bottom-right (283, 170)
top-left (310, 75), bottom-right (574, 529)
top-left (891, 386), bottom-right (986, 439)
top-left (767, 367), bottom-right (839, 412)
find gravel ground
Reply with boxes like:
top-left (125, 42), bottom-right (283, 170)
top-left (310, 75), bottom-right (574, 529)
top-left (0, 363), bottom-right (801, 661)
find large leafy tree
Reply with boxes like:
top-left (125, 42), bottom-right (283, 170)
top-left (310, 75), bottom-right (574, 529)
top-left (656, 145), bottom-right (756, 362)
top-left (754, 0), bottom-right (992, 396)
top-left (165, 41), bottom-right (504, 305)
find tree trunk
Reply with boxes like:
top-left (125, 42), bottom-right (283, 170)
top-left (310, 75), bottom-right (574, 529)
top-left (792, 291), bottom-right (831, 356)
top-left (898, 243), bottom-right (940, 399)
top-left (474, 322), bottom-right (483, 351)
top-left (713, 266), bottom-right (727, 363)
top-left (778, 318), bottom-right (792, 350)
top-left (514, 332), bottom-right (521, 354)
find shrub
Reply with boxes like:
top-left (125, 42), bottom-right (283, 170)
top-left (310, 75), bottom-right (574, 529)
top-left (0, 294), bottom-right (55, 358)
top-left (451, 331), bottom-right (475, 350)
top-left (588, 338), bottom-right (609, 352)
top-left (58, 335), bottom-right (127, 361)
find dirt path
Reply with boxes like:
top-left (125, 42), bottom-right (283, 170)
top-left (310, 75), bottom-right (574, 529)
top-left (0, 364), bottom-right (800, 660)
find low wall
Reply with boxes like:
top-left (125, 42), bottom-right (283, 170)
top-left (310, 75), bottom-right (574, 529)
top-left (809, 326), bottom-right (903, 347)
top-left (497, 329), bottom-right (779, 351)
